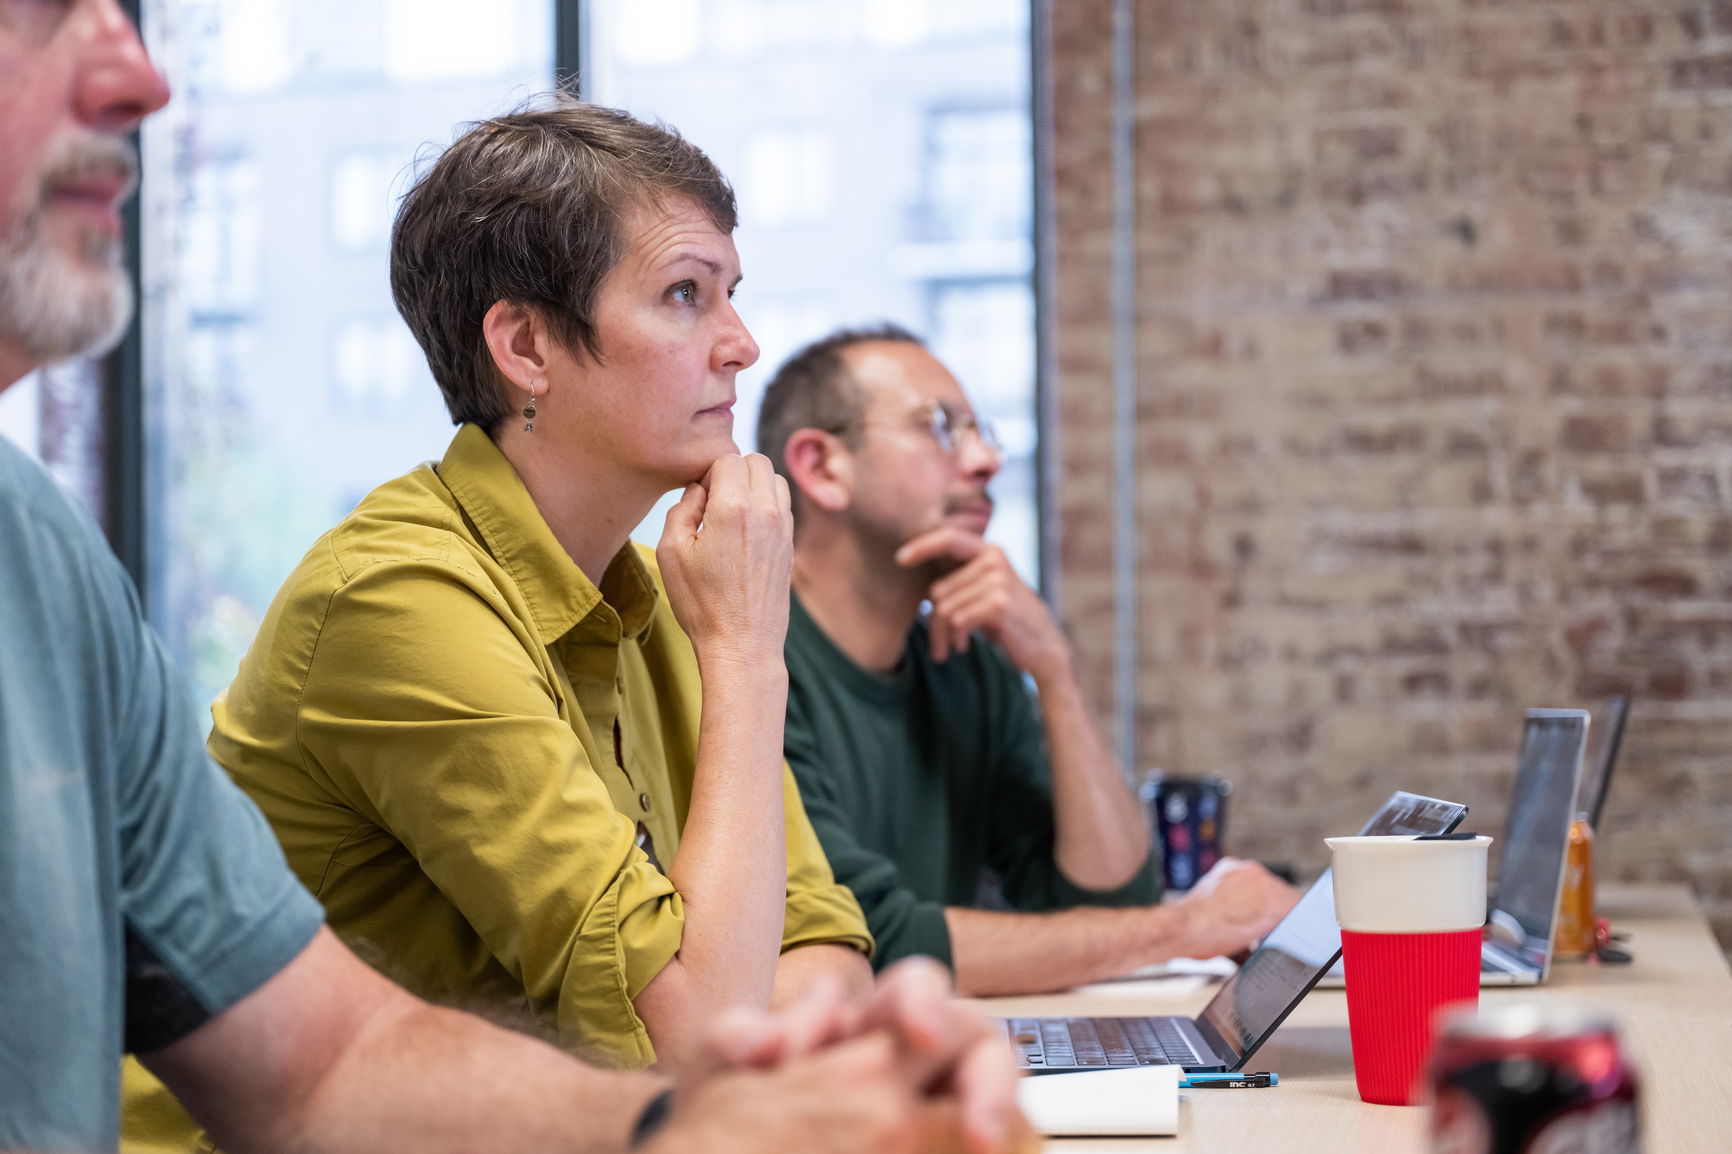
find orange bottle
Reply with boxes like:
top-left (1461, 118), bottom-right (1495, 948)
top-left (1554, 814), bottom-right (1597, 960)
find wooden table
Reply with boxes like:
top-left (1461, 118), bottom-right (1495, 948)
top-left (980, 885), bottom-right (1732, 1154)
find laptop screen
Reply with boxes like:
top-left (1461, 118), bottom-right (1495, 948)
top-left (1575, 695), bottom-right (1628, 832)
top-left (1484, 709), bottom-right (1588, 972)
top-left (1194, 791), bottom-right (1468, 1064)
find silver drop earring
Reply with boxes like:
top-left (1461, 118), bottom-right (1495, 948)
top-left (522, 387), bottom-right (538, 433)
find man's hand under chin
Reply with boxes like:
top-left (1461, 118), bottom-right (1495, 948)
top-left (895, 526), bottom-right (1069, 678)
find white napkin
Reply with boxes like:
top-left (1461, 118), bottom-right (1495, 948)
top-left (1069, 974), bottom-right (1213, 998)
top-left (1071, 955), bottom-right (1235, 997)
top-left (1109, 955), bottom-right (1239, 981)
top-left (1016, 1066), bottom-right (1181, 1136)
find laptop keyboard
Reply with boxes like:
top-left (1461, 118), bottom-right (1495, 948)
top-left (1004, 1017), bottom-right (1203, 1068)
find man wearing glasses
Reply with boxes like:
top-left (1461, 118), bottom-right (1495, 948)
top-left (758, 327), bottom-right (1298, 996)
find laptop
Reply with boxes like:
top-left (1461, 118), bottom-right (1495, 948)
top-left (1314, 707), bottom-right (1590, 989)
top-left (1478, 708), bottom-right (1590, 984)
top-left (1003, 790), bottom-right (1468, 1073)
top-left (1577, 694), bottom-right (1629, 833)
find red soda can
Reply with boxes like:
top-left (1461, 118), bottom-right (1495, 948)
top-left (1428, 1004), bottom-right (1640, 1154)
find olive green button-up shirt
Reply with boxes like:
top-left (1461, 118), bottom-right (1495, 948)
top-left (211, 423), bottom-right (870, 1065)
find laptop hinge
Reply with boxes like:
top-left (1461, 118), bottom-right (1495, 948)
top-left (1189, 1014), bottom-right (1238, 1070)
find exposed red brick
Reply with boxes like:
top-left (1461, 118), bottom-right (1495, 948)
top-left (1051, 0), bottom-right (1732, 952)
top-left (1670, 53), bottom-right (1732, 90)
top-left (1561, 414), bottom-right (1640, 452)
top-left (1324, 268), bottom-right (1413, 303)
top-left (1575, 468), bottom-right (1646, 503)
top-left (1630, 568), bottom-right (1702, 598)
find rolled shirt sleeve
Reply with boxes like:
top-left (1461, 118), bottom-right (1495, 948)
top-left (117, 625), bottom-right (325, 1035)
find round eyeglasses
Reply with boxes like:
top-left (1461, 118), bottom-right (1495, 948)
top-left (832, 399), bottom-right (1001, 457)
top-left (918, 400), bottom-right (1002, 456)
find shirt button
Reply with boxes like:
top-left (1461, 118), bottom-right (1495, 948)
top-left (639, 793), bottom-right (652, 812)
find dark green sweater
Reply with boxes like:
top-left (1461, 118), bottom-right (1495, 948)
top-left (783, 593), bottom-right (1159, 969)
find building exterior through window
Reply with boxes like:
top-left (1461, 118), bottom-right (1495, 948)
top-left (132, 0), bottom-right (1035, 706)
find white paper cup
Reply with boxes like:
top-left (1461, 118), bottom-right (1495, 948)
top-left (1326, 834), bottom-right (1494, 1105)
top-left (1326, 835), bottom-right (1493, 933)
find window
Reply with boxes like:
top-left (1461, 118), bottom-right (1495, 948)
top-left (614, 0), bottom-right (702, 64)
top-left (866, 0), bottom-right (1028, 46)
top-left (127, 1), bottom-right (1038, 704)
top-left (922, 106), bottom-right (1030, 244)
top-left (328, 151), bottom-right (406, 252)
top-left (925, 0), bottom-right (1026, 40)
top-left (382, 0), bottom-right (546, 83)
top-left (586, 0), bottom-right (1038, 581)
top-left (140, 0), bottom-right (554, 704)
top-left (0, 375), bottom-right (42, 462)
top-left (712, 0), bottom-right (859, 53)
top-left (0, 363), bottom-right (108, 523)
top-left (330, 316), bottom-right (430, 416)
top-left (741, 127), bottom-right (836, 229)
top-left (929, 278), bottom-right (1038, 579)
top-left (182, 152), bottom-right (261, 313)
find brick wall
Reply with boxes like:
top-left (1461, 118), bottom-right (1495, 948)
top-left (1049, 0), bottom-right (1732, 949)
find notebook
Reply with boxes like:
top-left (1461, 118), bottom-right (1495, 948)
top-left (1314, 707), bottom-right (1590, 989)
top-left (1003, 790), bottom-right (1468, 1073)
top-left (1017, 1065), bottom-right (1181, 1135)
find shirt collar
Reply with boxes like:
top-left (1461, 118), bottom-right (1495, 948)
top-left (437, 424), bottom-right (659, 646)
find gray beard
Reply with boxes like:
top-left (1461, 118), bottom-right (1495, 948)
top-left (0, 204), bottom-right (132, 366)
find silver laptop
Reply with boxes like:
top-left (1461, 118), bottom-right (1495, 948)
top-left (1316, 707), bottom-right (1590, 990)
top-left (1003, 791), bottom-right (1468, 1073)
top-left (1479, 708), bottom-right (1589, 984)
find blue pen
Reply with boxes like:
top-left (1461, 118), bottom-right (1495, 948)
top-left (1179, 1072), bottom-right (1278, 1089)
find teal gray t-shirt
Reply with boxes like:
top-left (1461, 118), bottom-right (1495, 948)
top-left (0, 438), bottom-right (322, 1152)
top-left (782, 592), bottom-right (1158, 968)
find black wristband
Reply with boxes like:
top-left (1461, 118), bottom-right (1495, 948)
top-left (629, 1087), bottom-right (676, 1149)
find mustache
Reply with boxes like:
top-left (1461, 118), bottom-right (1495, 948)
top-left (38, 132), bottom-right (139, 207)
top-left (942, 493), bottom-right (994, 515)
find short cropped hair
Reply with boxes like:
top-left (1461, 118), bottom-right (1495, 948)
top-left (391, 94), bottom-right (737, 429)
top-left (754, 323), bottom-right (925, 495)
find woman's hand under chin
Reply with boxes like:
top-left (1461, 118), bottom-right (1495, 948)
top-left (655, 451), bottom-right (794, 669)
